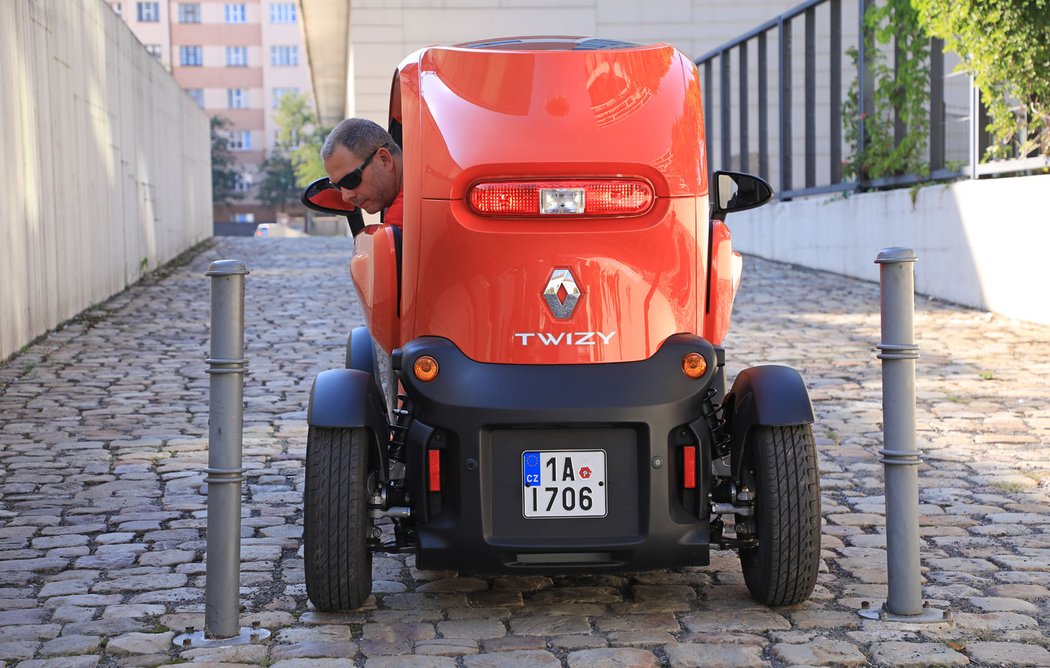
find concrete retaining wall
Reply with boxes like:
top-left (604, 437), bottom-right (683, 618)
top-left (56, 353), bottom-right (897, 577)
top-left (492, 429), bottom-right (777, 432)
top-left (1, 0), bottom-right (212, 361)
top-left (729, 174), bottom-right (1050, 325)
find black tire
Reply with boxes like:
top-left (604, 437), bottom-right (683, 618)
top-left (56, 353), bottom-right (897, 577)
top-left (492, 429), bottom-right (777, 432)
top-left (738, 424), bottom-right (821, 606)
top-left (304, 426), bottom-right (373, 611)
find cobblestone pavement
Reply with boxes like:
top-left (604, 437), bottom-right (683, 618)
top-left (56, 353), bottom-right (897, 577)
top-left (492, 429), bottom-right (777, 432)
top-left (2, 236), bottom-right (1049, 668)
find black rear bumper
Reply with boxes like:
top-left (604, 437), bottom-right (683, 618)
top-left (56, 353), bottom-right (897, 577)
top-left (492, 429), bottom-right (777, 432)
top-left (395, 334), bottom-right (720, 573)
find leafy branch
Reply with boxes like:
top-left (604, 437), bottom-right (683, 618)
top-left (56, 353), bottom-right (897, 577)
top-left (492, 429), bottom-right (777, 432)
top-left (914, 0), bottom-right (1050, 161)
top-left (843, 0), bottom-right (931, 182)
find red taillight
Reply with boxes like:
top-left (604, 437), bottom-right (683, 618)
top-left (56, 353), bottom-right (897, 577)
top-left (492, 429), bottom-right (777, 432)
top-left (682, 446), bottom-right (697, 489)
top-left (468, 180), bottom-right (654, 217)
top-left (428, 449), bottom-right (441, 492)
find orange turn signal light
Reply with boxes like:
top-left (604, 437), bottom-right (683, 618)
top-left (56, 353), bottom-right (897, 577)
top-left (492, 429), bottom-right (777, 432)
top-left (682, 352), bottom-right (707, 379)
top-left (414, 356), bottom-right (439, 382)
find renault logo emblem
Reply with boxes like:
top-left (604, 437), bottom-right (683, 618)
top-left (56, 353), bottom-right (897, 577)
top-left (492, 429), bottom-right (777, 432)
top-left (543, 268), bottom-right (581, 319)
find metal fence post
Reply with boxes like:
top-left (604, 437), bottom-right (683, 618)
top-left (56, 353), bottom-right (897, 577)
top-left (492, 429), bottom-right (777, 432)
top-left (859, 248), bottom-right (950, 623)
top-left (175, 260), bottom-right (270, 648)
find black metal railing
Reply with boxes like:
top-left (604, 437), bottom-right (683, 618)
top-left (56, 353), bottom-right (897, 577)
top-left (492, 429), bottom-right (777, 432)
top-left (694, 0), bottom-right (1043, 200)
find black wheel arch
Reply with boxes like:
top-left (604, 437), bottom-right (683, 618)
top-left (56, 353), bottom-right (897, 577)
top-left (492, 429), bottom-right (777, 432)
top-left (346, 326), bottom-right (377, 373)
top-left (724, 365), bottom-right (814, 481)
top-left (307, 368), bottom-right (390, 480)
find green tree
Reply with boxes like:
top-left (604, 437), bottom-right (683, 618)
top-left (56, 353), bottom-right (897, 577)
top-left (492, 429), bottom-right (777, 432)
top-left (913, 0), bottom-right (1050, 159)
top-left (272, 91), bottom-right (329, 188)
top-left (210, 116), bottom-right (242, 206)
top-left (256, 151), bottom-right (299, 213)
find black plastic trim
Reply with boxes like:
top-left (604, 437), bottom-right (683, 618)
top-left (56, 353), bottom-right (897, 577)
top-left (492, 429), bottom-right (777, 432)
top-left (398, 334), bottom-right (719, 573)
top-left (346, 327), bottom-right (376, 373)
top-left (307, 369), bottom-right (391, 478)
top-left (724, 364), bottom-right (814, 480)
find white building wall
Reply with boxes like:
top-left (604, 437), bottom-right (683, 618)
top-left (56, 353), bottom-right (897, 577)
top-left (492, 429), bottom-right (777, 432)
top-left (0, 0), bottom-right (212, 362)
top-left (347, 0), bottom-right (802, 124)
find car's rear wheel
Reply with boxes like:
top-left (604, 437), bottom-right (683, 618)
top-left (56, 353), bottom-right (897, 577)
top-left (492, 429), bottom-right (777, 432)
top-left (304, 426), bottom-right (373, 611)
top-left (738, 424), bottom-right (821, 606)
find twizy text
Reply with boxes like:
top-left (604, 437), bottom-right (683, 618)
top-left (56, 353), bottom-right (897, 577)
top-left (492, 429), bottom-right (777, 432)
top-left (513, 331), bottom-right (617, 346)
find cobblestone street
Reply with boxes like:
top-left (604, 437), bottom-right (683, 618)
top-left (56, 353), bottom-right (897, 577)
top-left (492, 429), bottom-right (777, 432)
top-left (1, 236), bottom-right (1048, 667)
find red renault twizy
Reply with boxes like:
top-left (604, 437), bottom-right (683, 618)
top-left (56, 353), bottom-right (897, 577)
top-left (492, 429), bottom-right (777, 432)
top-left (300, 36), bottom-right (821, 611)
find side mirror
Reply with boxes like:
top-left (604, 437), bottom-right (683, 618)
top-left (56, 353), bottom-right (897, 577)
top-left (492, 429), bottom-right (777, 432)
top-left (301, 177), bottom-right (358, 215)
top-left (711, 171), bottom-right (774, 220)
top-left (301, 177), bottom-right (365, 236)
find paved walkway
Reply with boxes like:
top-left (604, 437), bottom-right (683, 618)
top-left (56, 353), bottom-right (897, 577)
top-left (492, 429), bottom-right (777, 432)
top-left (1, 236), bottom-right (1048, 668)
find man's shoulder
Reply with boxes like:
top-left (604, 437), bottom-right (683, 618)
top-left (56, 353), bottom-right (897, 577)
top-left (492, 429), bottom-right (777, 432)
top-left (384, 189), bottom-right (405, 227)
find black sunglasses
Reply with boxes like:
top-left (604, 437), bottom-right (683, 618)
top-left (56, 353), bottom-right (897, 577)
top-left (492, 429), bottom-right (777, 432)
top-left (332, 144), bottom-right (387, 191)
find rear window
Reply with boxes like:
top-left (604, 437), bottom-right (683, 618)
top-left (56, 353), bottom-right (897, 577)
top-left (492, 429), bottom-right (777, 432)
top-left (463, 37), bottom-right (641, 51)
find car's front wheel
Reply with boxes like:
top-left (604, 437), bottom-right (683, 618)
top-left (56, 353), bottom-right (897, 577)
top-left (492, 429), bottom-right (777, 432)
top-left (738, 424), bottom-right (821, 606)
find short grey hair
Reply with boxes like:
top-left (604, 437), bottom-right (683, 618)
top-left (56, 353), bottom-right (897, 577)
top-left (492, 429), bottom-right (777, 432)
top-left (321, 118), bottom-right (401, 160)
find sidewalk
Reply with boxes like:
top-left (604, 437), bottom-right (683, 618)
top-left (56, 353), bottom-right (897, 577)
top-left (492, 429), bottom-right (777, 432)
top-left (1, 236), bottom-right (1047, 667)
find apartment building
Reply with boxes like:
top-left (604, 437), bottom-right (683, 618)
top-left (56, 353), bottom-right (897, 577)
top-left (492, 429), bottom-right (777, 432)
top-left (109, 0), bottom-right (315, 224)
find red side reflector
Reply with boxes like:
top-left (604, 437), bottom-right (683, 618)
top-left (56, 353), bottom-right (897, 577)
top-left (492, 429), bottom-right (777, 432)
top-left (428, 450), bottom-right (441, 492)
top-left (683, 446), bottom-right (697, 489)
top-left (468, 180), bottom-right (654, 217)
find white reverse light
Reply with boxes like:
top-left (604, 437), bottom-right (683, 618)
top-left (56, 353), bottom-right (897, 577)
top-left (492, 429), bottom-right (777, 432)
top-left (540, 188), bottom-right (585, 215)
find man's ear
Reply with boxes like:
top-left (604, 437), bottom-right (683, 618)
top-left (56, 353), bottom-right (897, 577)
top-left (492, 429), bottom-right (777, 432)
top-left (377, 146), bottom-right (394, 171)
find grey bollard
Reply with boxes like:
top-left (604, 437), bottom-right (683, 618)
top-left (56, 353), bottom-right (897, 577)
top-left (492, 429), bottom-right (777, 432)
top-left (174, 260), bottom-right (270, 648)
top-left (859, 248), bottom-right (950, 623)
top-left (204, 260), bottom-right (249, 638)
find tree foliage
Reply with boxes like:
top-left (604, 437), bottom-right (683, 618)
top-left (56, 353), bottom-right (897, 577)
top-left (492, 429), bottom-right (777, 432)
top-left (256, 151), bottom-right (299, 212)
top-left (271, 91), bottom-right (330, 188)
top-left (914, 0), bottom-right (1050, 159)
top-left (210, 116), bottom-right (242, 206)
top-left (843, 0), bottom-right (930, 181)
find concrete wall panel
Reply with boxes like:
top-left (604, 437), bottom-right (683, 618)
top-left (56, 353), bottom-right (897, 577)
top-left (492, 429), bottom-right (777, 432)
top-left (729, 175), bottom-right (1050, 325)
top-left (0, 0), bottom-right (211, 361)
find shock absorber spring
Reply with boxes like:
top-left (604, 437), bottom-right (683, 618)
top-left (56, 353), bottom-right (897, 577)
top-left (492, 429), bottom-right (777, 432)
top-left (388, 394), bottom-right (413, 460)
top-left (702, 387), bottom-right (732, 459)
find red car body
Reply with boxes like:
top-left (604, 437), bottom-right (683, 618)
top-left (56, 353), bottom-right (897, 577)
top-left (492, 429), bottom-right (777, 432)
top-left (301, 36), bottom-right (820, 613)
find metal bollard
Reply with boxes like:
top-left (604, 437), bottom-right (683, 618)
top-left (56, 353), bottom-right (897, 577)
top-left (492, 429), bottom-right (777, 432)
top-left (175, 260), bottom-right (270, 648)
top-left (859, 248), bottom-right (950, 623)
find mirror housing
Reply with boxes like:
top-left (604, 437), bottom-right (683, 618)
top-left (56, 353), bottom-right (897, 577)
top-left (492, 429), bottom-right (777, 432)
top-left (301, 177), bottom-right (358, 215)
top-left (301, 177), bottom-right (366, 236)
top-left (711, 171), bottom-right (774, 220)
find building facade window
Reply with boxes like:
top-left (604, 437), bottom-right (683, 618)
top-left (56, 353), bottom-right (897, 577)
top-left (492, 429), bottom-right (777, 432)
top-left (270, 3), bottom-right (296, 23)
top-left (272, 87), bottom-right (297, 108)
top-left (179, 45), bottom-right (203, 67)
top-left (233, 173), bottom-right (253, 192)
top-left (227, 89), bottom-right (248, 109)
top-left (225, 3), bottom-right (247, 23)
top-left (226, 46), bottom-right (248, 67)
top-left (228, 130), bottom-right (252, 151)
top-left (178, 3), bottom-right (200, 23)
top-left (187, 88), bottom-right (205, 107)
top-left (137, 1), bottom-right (159, 21)
top-left (270, 45), bottom-right (298, 66)
top-left (144, 44), bottom-right (163, 60)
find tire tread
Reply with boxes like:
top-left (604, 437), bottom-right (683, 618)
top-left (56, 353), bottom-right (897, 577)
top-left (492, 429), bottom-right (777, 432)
top-left (740, 424), bottom-right (821, 606)
top-left (304, 427), bottom-right (372, 611)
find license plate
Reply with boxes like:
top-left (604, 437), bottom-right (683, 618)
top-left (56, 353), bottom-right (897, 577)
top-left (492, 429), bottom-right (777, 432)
top-left (522, 450), bottom-right (607, 518)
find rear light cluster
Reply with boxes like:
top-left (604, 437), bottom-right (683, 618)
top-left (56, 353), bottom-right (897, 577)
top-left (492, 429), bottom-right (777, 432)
top-left (469, 180), bottom-right (654, 217)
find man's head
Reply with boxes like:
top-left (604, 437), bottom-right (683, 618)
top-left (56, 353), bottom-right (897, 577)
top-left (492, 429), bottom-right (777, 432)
top-left (322, 119), bottom-right (403, 215)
